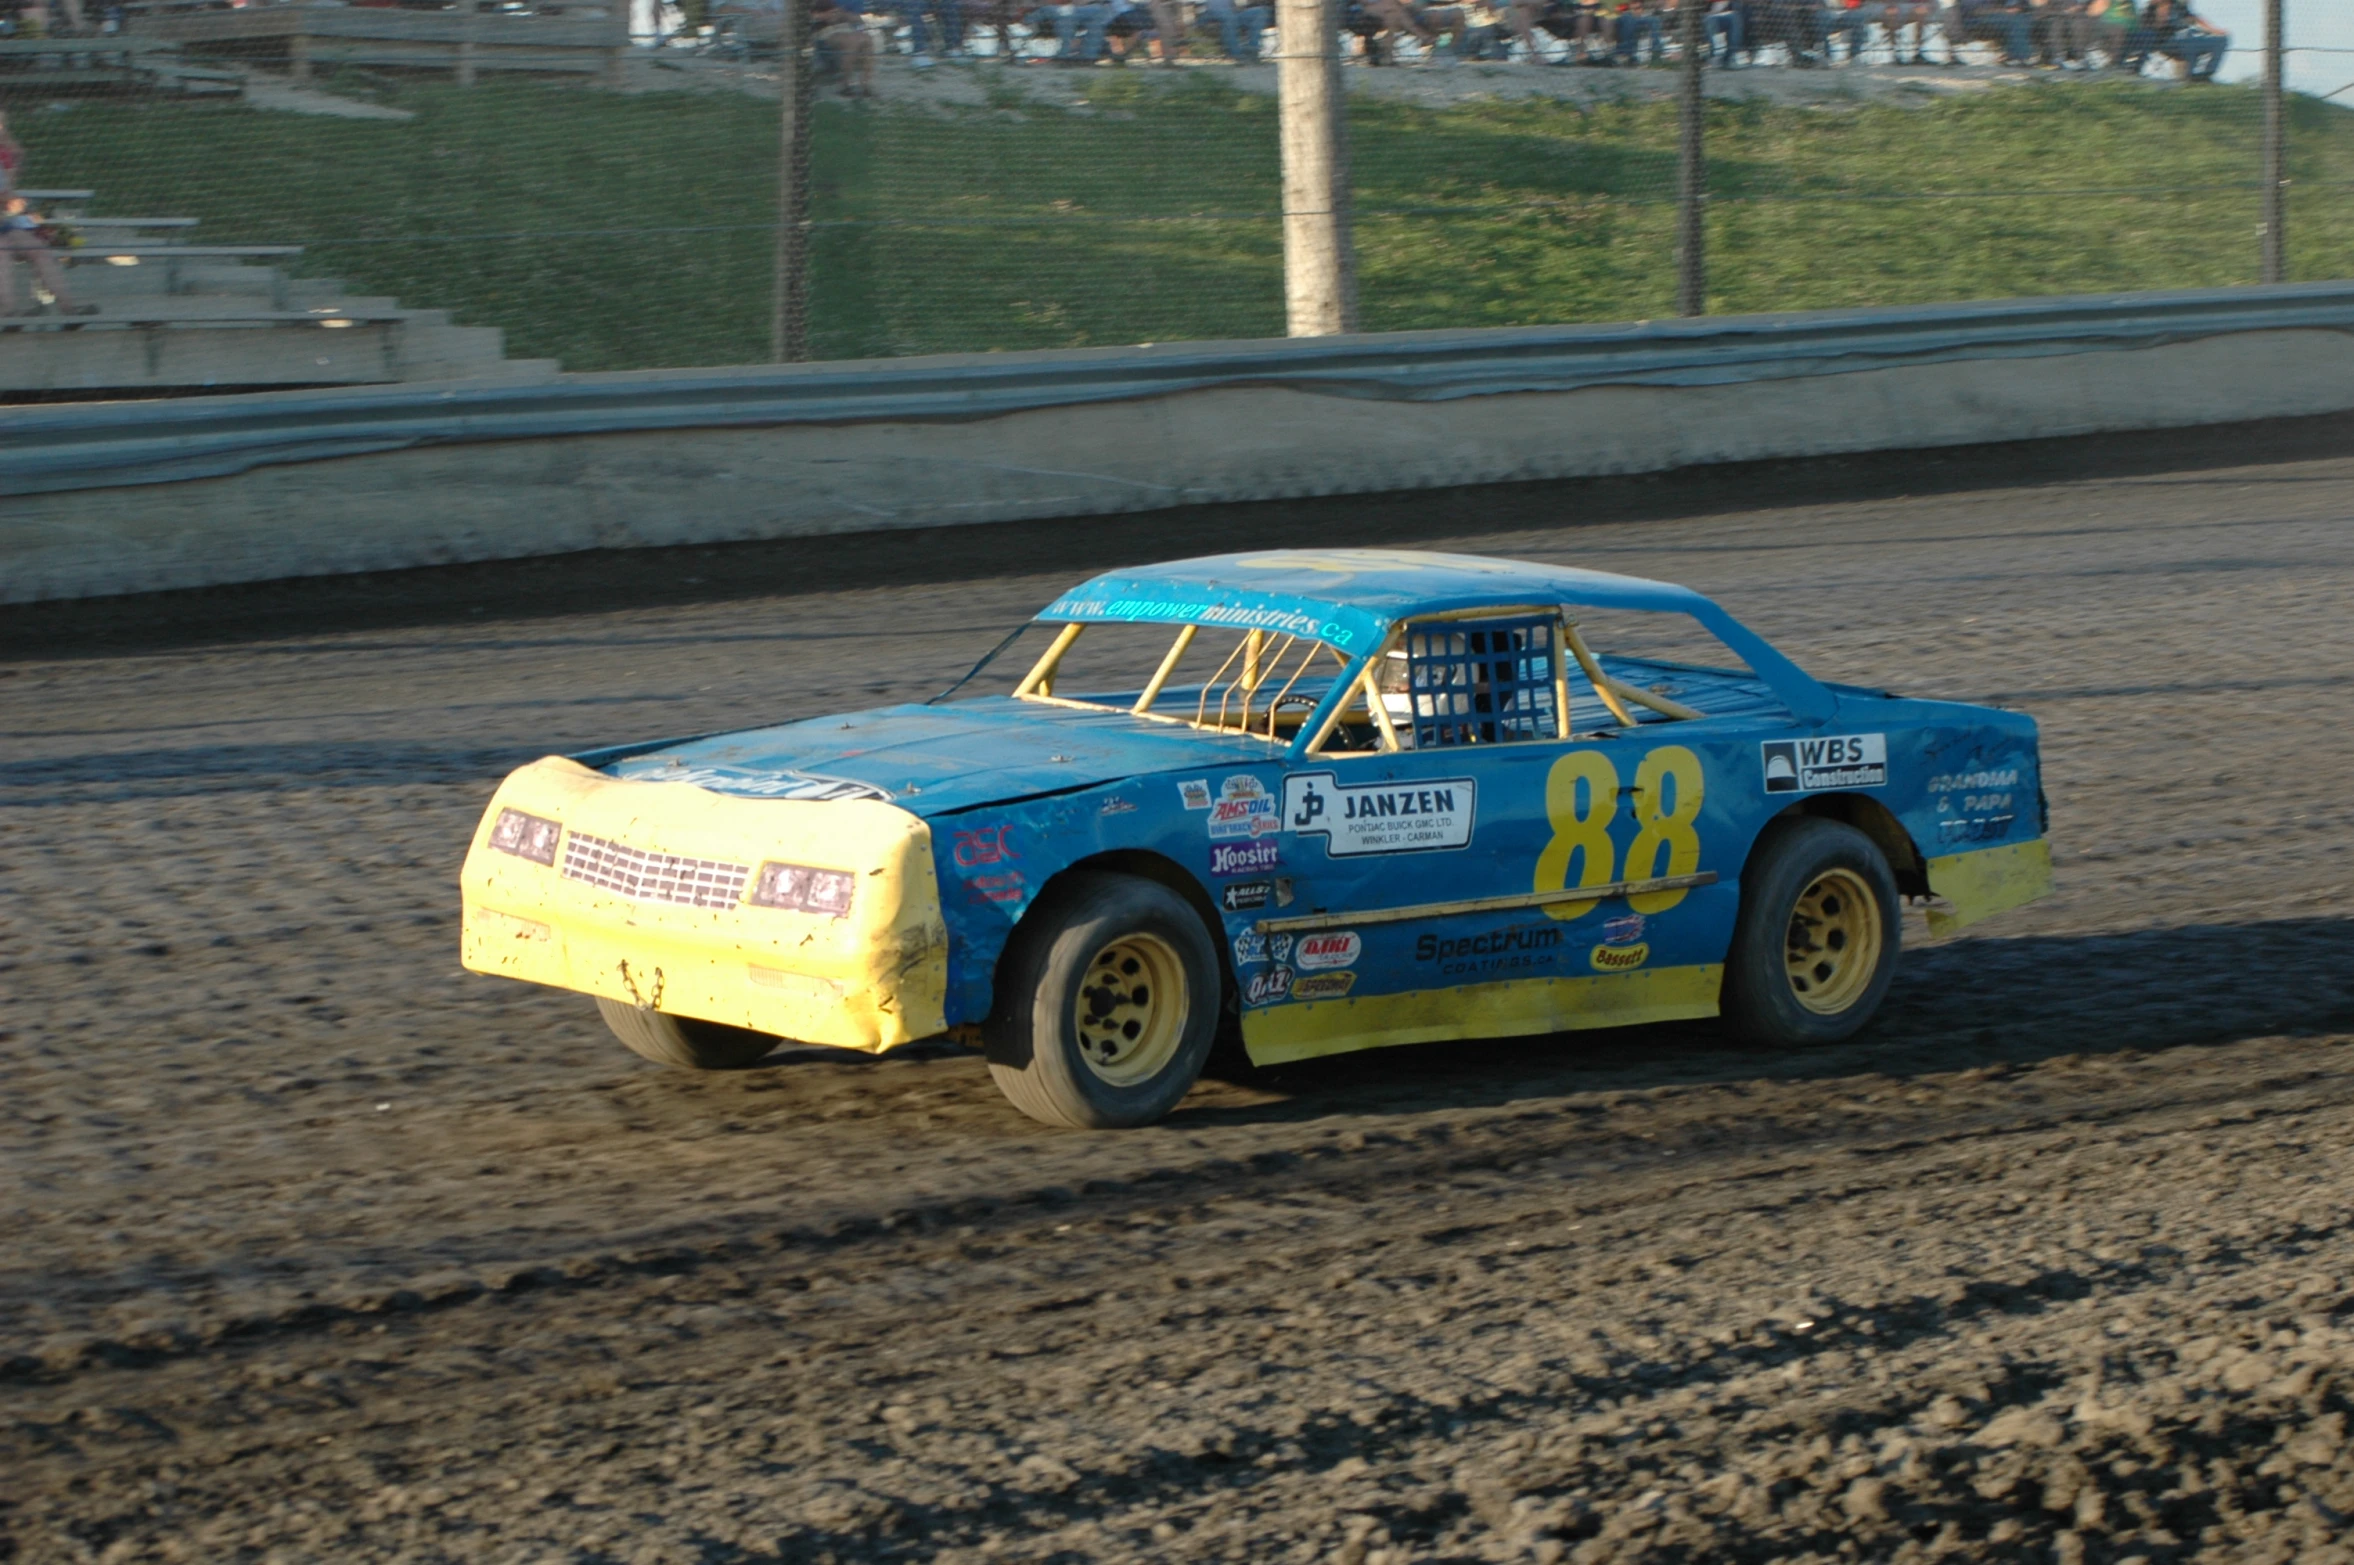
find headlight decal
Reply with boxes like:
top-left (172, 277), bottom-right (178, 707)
top-left (750, 862), bottom-right (857, 919)
top-left (488, 807), bottom-right (562, 865)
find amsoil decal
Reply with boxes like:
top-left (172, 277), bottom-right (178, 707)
top-left (1243, 965), bottom-right (1294, 1006)
top-left (1177, 779), bottom-right (1212, 811)
top-left (1210, 840), bottom-right (1283, 877)
top-left (1208, 776), bottom-right (1281, 840)
top-left (1290, 972), bottom-right (1356, 1001)
top-left (1761, 734), bottom-right (1887, 794)
top-left (1294, 931), bottom-right (1361, 971)
top-left (1590, 941), bottom-right (1650, 972)
top-left (1283, 772), bottom-right (1476, 857)
top-left (1222, 880), bottom-right (1273, 912)
top-left (951, 824), bottom-right (1015, 867)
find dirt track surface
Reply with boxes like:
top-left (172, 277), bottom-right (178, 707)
top-left (8, 432), bottom-right (2354, 1564)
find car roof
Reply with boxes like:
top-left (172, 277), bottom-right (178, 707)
top-left (1037, 549), bottom-right (1713, 656)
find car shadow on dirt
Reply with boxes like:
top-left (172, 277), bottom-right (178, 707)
top-left (1169, 914), bottom-right (2354, 1128)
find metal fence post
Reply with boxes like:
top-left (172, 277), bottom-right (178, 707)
top-left (1279, 0), bottom-right (1357, 336)
top-left (1675, 0), bottom-right (1706, 317)
top-left (2262, 0), bottom-right (2286, 285)
top-left (771, 0), bottom-right (813, 363)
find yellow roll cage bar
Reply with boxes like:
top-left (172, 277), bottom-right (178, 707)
top-left (1011, 607), bottom-right (1704, 753)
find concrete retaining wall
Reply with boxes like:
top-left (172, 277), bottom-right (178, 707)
top-left (8, 289), bottom-right (2354, 604)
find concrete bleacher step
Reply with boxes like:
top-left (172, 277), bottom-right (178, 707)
top-left (30, 207), bottom-right (564, 393)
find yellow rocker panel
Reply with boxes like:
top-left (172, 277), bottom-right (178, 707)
top-left (1243, 963), bottom-right (1723, 1067)
top-left (459, 757), bottom-right (948, 1050)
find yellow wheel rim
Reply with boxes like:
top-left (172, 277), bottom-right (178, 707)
top-left (1072, 933), bottom-right (1188, 1087)
top-left (1785, 868), bottom-right (1884, 1015)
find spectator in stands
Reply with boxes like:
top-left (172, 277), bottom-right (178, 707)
top-left (2124, 0), bottom-right (2224, 79)
top-left (1701, 0), bottom-right (1743, 64)
top-left (1614, 0), bottom-right (1667, 64)
top-left (1364, 0), bottom-right (1472, 59)
top-left (1845, 0), bottom-right (1939, 63)
top-left (890, 0), bottom-right (961, 64)
top-left (2030, 0), bottom-right (2104, 68)
top-left (0, 197), bottom-right (92, 318)
top-left (813, 0), bottom-right (875, 92)
top-left (2087, 0), bottom-right (2137, 65)
top-left (1197, 0), bottom-right (1271, 59)
top-left (1945, 0), bottom-right (2034, 64)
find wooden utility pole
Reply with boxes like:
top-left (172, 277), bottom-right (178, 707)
top-left (1675, 0), bottom-right (1706, 317)
top-left (771, 0), bottom-right (812, 363)
top-left (2261, 0), bottom-right (2286, 285)
top-left (1278, 0), bottom-right (1356, 336)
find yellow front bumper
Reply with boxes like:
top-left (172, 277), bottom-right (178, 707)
top-left (459, 757), bottom-right (948, 1050)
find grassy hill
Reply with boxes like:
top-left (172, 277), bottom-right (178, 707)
top-left (16, 72), bottom-right (2348, 371)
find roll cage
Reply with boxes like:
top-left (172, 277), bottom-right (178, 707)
top-left (1011, 604), bottom-right (1711, 759)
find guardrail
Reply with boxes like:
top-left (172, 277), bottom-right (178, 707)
top-left (9, 283), bottom-right (2354, 499)
top-left (10, 282), bottom-right (2354, 604)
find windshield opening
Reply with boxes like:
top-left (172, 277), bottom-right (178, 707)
top-left (1009, 622), bottom-right (1356, 743)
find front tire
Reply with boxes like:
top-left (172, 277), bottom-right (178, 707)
top-left (984, 871), bottom-right (1219, 1129)
top-left (595, 997), bottom-right (779, 1070)
top-left (1721, 817), bottom-right (1901, 1047)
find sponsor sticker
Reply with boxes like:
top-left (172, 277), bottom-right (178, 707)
top-left (1290, 972), bottom-right (1356, 1002)
top-left (1294, 931), bottom-right (1361, 972)
top-left (1602, 913), bottom-right (1647, 946)
top-left (1222, 880), bottom-right (1273, 912)
top-left (951, 824), bottom-right (1015, 868)
top-left (1208, 775), bottom-right (1282, 841)
top-left (1927, 767), bottom-right (2021, 793)
top-left (1415, 923), bottom-right (1562, 978)
top-left (1590, 941), bottom-right (1650, 972)
top-left (1243, 965), bottom-right (1295, 1006)
top-left (1177, 779), bottom-right (1213, 811)
top-left (1761, 735), bottom-right (1887, 794)
top-left (967, 871), bottom-right (1026, 906)
top-left (1209, 840), bottom-right (1283, 878)
top-left (1283, 772), bottom-right (1476, 857)
top-left (1232, 930), bottom-right (1294, 968)
top-left (1099, 797), bottom-right (1138, 817)
top-left (613, 762), bottom-right (890, 802)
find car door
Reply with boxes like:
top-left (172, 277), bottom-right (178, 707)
top-left (1237, 612), bottom-right (1746, 1066)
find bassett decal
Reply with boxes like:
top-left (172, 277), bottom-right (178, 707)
top-left (1289, 972), bottom-right (1356, 1001)
top-left (1590, 941), bottom-right (1650, 972)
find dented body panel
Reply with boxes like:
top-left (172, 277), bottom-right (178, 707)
top-left (457, 550), bottom-right (2055, 1066)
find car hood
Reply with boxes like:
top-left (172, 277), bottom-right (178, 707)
top-left (578, 699), bottom-right (1278, 816)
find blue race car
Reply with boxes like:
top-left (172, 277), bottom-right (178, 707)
top-left (459, 550), bottom-right (2051, 1128)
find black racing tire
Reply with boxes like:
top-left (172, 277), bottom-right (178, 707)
top-left (983, 871), bottom-right (1219, 1129)
top-left (595, 997), bottom-right (779, 1070)
top-left (1721, 816), bottom-right (1902, 1048)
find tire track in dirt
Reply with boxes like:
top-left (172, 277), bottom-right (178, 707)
top-left (9, 435), bottom-right (2354, 1561)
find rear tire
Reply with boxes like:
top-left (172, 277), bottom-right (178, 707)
top-left (984, 871), bottom-right (1219, 1129)
top-left (595, 997), bottom-right (779, 1070)
top-left (1721, 817), bottom-right (1901, 1047)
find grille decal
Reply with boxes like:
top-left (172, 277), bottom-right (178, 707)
top-left (561, 832), bottom-right (749, 909)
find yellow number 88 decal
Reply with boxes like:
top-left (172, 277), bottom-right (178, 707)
top-left (1535, 745), bottom-right (1705, 920)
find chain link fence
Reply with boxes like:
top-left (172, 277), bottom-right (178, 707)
top-left (0, 0), bottom-right (2344, 375)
